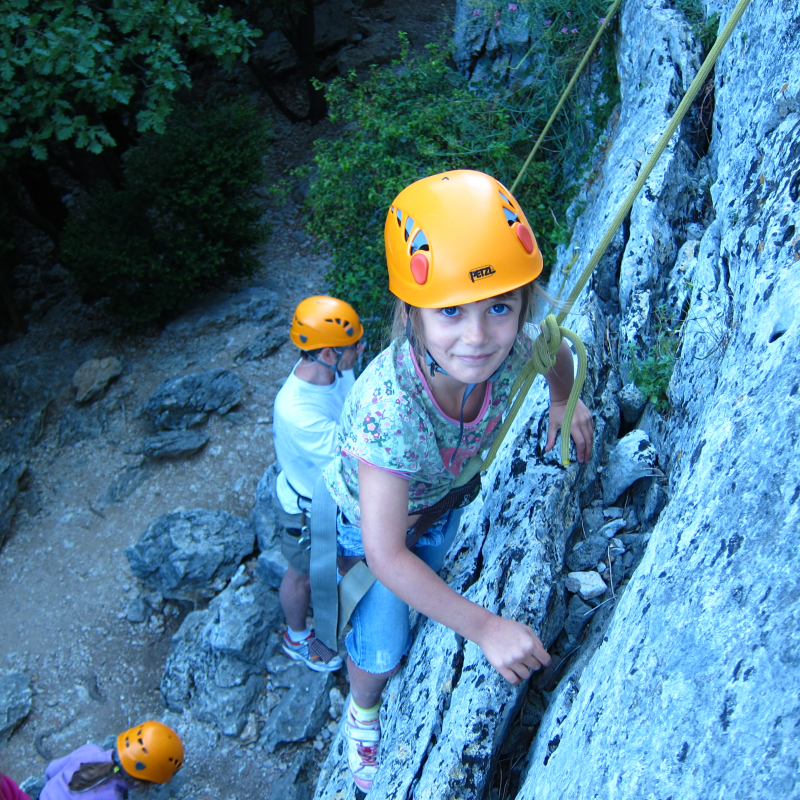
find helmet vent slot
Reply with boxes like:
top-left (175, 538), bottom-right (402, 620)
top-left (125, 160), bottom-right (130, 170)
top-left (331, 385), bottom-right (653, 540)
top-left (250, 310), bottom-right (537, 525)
top-left (410, 230), bottom-right (429, 255)
top-left (404, 216), bottom-right (415, 242)
top-left (499, 191), bottom-right (514, 208)
top-left (135, 762), bottom-right (146, 772)
top-left (503, 207), bottom-right (519, 226)
top-left (138, 739), bottom-right (144, 745)
top-left (396, 208), bottom-right (402, 226)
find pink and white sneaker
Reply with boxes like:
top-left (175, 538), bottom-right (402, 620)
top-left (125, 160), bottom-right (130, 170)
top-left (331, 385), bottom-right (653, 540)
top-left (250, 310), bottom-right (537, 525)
top-left (345, 707), bottom-right (381, 792)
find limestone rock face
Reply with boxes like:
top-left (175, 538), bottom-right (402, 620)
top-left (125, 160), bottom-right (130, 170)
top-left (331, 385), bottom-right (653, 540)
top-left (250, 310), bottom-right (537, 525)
top-left (518, 0), bottom-right (800, 798)
top-left (315, 0), bottom-right (800, 797)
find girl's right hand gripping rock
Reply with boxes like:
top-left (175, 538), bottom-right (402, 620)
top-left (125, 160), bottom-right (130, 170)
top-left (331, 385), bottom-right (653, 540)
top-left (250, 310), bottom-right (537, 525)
top-left (475, 614), bottom-right (551, 685)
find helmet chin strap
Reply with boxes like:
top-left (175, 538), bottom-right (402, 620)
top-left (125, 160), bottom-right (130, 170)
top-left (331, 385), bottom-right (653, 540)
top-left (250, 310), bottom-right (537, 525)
top-left (410, 323), bottom-right (504, 469)
top-left (305, 349), bottom-right (344, 378)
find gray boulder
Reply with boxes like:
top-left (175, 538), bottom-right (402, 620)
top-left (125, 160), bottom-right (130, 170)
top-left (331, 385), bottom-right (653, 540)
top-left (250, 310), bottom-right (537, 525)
top-left (236, 329), bottom-right (286, 362)
top-left (618, 382), bottom-right (648, 423)
top-left (256, 549), bottom-right (289, 591)
top-left (253, 466), bottom-right (280, 552)
top-left (0, 672), bottom-right (32, 742)
top-left (601, 430), bottom-right (658, 505)
top-left (126, 509), bottom-right (255, 601)
top-left (0, 459), bottom-right (27, 551)
top-left (165, 286), bottom-right (279, 336)
top-left (72, 357), bottom-right (123, 404)
top-left (566, 535), bottom-right (610, 572)
top-left (140, 430), bottom-right (209, 460)
top-left (141, 369), bottom-right (242, 431)
top-left (259, 658), bottom-right (334, 753)
top-left (161, 576), bottom-right (281, 735)
top-left (58, 406), bottom-right (106, 447)
top-left (0, 405), bottom-right (48, 456)
top-left (565, 571), bottom-right (608, 600)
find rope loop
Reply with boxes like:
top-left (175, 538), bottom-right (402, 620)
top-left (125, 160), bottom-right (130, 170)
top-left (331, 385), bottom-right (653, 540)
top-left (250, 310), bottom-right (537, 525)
top-left (529, 313), bottom-right (562, 375)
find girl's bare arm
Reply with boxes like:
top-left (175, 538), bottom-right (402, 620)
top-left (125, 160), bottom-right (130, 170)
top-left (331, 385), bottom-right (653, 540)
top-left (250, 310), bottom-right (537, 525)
top-left (359, 461), bottom-right (550, 684)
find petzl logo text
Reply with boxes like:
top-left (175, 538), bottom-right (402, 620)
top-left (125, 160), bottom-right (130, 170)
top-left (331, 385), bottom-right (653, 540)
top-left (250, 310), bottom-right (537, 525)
top-left (469, 265), bottom-right (496, 282)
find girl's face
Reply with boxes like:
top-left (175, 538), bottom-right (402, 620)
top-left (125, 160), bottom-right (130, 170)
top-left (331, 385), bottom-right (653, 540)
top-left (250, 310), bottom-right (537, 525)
top-left (417, 293), bottom-right (522, 385)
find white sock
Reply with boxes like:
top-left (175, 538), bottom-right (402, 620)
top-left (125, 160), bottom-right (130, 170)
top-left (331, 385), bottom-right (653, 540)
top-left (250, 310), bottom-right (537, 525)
top-left (349, 697), bottom-right (380, 725)
top-left (287, 626), bottom-right (311, 644)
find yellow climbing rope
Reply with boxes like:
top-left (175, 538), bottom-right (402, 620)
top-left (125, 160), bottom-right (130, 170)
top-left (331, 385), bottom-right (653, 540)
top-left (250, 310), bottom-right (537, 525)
top-left (455, 0), bottom-right (753, 476)
top-left (510, 0), bottom-right (623, 196)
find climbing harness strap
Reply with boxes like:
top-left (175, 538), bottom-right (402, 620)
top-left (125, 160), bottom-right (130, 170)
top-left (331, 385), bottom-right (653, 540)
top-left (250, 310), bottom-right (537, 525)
top-left (309, 470), bottom-right (482, 652)
top-left (309, 473), bottom-right (347, 651)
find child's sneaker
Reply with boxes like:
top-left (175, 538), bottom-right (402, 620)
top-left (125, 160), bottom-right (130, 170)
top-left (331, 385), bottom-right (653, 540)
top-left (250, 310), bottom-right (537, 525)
top-left (281, 630), bottom-right (343, 672)
top-left (345, 707), bottom-right (380, 792)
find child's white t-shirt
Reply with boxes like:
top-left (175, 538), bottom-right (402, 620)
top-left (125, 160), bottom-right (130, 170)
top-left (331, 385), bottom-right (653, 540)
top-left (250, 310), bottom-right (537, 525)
top-left (273, 364), bottom-right (355, 514)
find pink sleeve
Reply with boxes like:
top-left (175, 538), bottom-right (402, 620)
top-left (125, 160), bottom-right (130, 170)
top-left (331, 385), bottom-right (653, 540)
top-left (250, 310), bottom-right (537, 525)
top-left (0, 775), bottom-right (33, 800)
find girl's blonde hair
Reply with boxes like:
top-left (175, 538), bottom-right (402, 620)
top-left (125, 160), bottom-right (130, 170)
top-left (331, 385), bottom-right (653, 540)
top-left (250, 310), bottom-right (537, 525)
top-left (392, 280), bottom-right (554, 362)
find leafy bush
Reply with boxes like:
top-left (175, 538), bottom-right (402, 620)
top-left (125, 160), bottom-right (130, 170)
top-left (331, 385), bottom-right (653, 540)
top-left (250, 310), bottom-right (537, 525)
top-left (62, 97), bottom-right (270, 325)
top-left (0, 0), bottom-right (258, 165)
top-left (625, 304), bottom-right (681, 412)
top-left (305, 37), bottom-right (564, 342)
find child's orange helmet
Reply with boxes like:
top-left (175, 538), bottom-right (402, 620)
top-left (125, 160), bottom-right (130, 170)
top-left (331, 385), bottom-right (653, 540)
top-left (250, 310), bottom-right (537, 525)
top-left (385, 170), bottom-right (543, 308)
top-left (289, 296), bottom-right (364, 350)
top-left (117, 721), bottom-right (184, 784)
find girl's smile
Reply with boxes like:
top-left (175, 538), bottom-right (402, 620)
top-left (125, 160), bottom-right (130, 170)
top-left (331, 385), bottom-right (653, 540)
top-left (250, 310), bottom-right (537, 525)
top-left (417, 294), bottom-right (522, 387)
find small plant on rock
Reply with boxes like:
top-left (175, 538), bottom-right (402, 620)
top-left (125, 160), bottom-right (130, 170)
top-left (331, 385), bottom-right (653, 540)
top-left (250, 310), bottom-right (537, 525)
top-left (624, 304), bottom-right (681, 413)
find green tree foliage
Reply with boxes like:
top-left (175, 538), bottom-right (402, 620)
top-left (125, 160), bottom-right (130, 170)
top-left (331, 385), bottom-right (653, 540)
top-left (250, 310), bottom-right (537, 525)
top-left (306, 38), bottom-right (558, 339)
top-left (0, 0), bottom-right (259, 165)
top-left (61, 98), bottom-right (270, 326)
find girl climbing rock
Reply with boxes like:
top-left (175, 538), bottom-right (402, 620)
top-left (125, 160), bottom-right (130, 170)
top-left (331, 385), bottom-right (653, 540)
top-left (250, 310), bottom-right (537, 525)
top-left (323, 169), bottom-right (594, 791)
top-left (38, 720), bottom-right (183, 799)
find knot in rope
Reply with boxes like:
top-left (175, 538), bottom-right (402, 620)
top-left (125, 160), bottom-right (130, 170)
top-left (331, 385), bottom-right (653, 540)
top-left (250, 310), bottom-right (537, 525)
top-left (530, 313), bottom-right (562, 375)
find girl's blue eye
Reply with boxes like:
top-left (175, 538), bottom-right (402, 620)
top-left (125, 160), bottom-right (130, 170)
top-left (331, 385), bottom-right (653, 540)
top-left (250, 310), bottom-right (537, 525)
top-left (490, 303), bottom-right (510, 314)
top-left (441, 307), bottom-right (460, 317)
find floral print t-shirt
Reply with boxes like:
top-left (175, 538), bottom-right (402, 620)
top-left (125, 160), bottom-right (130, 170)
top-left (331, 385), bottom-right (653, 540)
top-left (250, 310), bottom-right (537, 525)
top-left (324, 327), bottom-right (534, 523)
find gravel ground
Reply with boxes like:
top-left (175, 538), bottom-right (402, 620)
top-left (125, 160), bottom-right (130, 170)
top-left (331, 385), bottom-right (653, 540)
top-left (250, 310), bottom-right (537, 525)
top-left (0, 2), bottom-right (454, 796)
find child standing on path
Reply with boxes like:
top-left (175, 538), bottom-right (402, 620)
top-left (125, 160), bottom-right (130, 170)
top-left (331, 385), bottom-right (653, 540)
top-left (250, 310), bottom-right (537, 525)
top-left (37, 720), bottom-right (183, 799)
top-left (323, 170), bottom-right (594, 791)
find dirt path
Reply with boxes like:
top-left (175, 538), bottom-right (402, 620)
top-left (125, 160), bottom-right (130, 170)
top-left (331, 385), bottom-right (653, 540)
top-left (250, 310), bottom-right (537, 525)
top-left (1, 4), bottom-right (456, 794)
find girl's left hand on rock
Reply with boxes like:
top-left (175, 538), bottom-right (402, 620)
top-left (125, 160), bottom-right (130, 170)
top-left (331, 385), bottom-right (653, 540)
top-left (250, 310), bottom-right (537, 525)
top-left (545, 398), bottom-right (594, 463)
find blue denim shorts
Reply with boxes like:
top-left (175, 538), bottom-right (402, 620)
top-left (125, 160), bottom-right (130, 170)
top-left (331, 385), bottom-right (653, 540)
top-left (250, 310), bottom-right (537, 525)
top-left (336, 507), bottom-right (464, 674)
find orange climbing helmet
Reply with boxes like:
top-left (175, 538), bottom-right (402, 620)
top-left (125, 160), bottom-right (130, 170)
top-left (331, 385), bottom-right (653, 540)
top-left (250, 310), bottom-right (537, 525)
top-left (289, 296), bottom-right (364, 350)
top-left (385, 170), bottom-right (543, 308)
top-left (117, 721), bottom-right (184, 784)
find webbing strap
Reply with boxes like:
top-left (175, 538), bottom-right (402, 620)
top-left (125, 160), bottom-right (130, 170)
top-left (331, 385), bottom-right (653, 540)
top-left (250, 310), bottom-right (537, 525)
top-left (337, 561), bottom-right (376, 637)
top-left (309, 473), bottom-right (341, 651)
